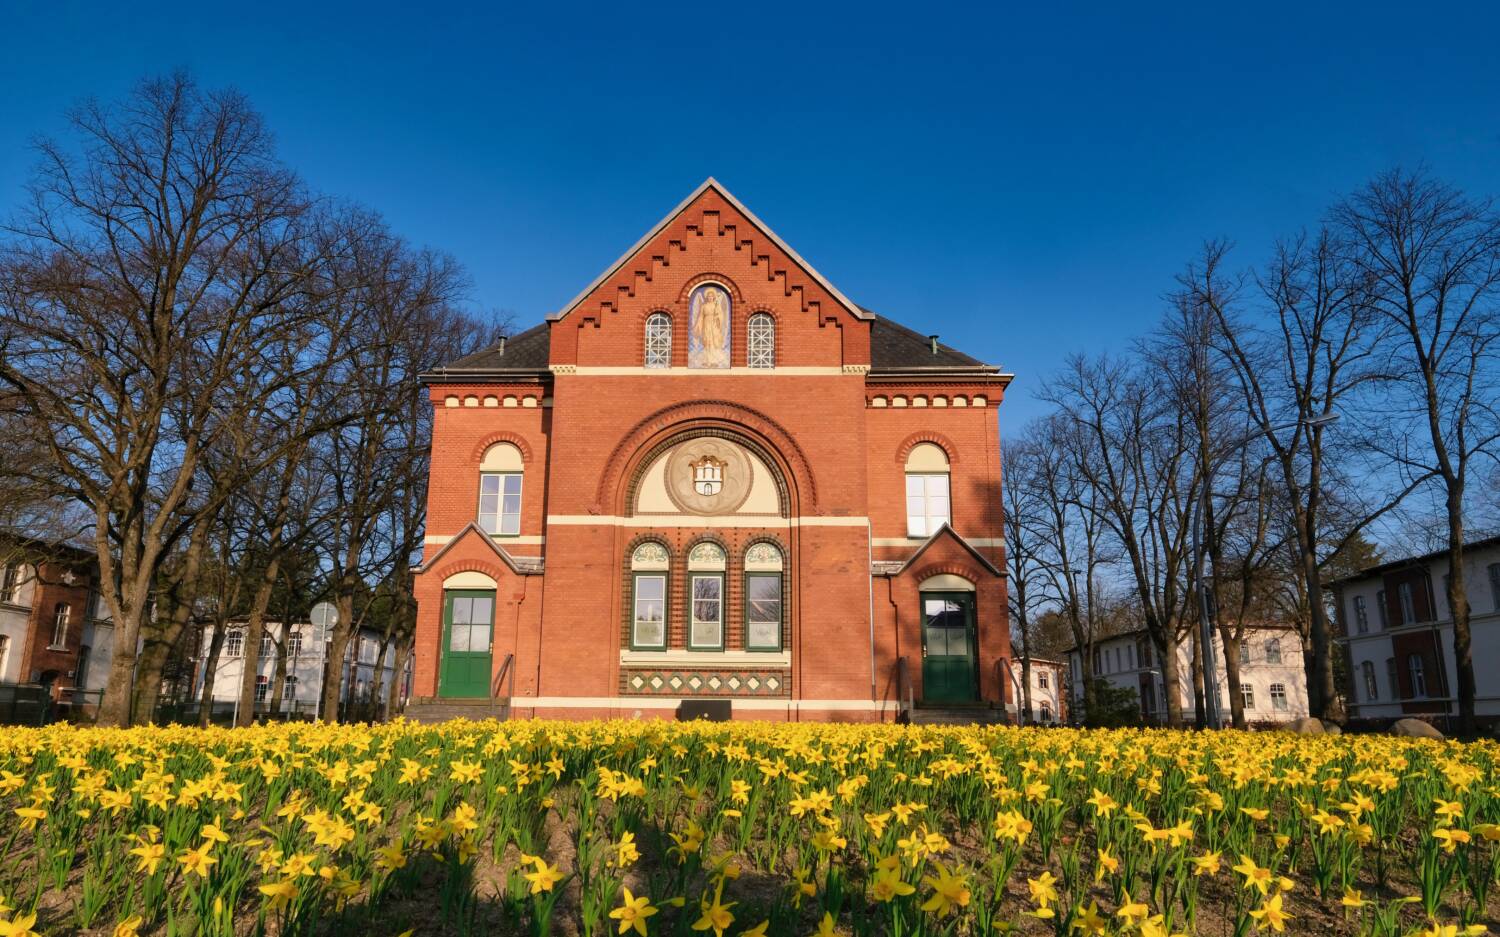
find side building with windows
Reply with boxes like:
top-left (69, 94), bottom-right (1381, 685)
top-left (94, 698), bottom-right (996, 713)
top-left (1064, 626), bottom-right (1309, 726)
top-left (0, 538), bottom-right (114, 715)
top-left (192, 621), bottom-right (412, 719)
top-left (412, 179), bottom-right (1014, 721)
top-left (1007, 657), bottom-right (1067, 725)
top-left (1330, 535), bottom-right (1500, 729)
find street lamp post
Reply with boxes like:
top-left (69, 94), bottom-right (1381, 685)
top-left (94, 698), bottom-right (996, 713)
top-left (1195, 412), bottom-right (1338, 729)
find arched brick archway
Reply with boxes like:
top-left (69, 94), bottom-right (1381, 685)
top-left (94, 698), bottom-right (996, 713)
top-left (594, 400), bottom-right (817, 516)
top-left (895, 431), bottom-right (960, 464)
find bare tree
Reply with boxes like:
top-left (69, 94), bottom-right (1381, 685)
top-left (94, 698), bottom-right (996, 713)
top-left (1333, 169), bottom-right (1500, 735)
top-left (0, 75), bottom-right (326, 725)
top-left (1002, 429), bottom-right (1052, 724)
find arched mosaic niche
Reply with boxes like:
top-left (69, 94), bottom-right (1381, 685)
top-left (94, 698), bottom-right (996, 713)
top-left (631, 432), bottom-right (786, 517)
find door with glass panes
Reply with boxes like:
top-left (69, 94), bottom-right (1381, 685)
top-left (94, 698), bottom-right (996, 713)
top-left (920, 592), bottom-right (977, 703)
top-left (440, 590), bottom-right (494, 698)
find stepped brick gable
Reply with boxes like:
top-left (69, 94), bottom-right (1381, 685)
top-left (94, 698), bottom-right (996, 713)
top-left (412, 179), bottom-right (1014, 721)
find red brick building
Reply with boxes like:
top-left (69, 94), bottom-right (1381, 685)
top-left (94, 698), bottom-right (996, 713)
top-left (412, 180), bottom-right (1013, 721)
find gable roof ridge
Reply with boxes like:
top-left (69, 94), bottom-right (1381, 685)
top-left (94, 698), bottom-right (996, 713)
top-left (891, 523), bottom-right (1003, 578)
top-left (549, 178), bottom-right (869, 323)
top-left (415, 522), bottom-right (542, 575)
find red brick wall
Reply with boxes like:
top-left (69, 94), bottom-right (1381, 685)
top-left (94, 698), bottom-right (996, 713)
top-left (413, 186), bottom-right (1011, 719)
top-left (20, 560), bottom-right (92, 694)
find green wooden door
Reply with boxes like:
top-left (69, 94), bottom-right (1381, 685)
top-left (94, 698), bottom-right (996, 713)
top-left (921, 593), bottom-right (977, 703)
top-left (439, 590), bottom-right (494, 698)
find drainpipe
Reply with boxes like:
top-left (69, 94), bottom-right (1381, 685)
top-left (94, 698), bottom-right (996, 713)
top-left (867, 519), bottom-right (876, 706)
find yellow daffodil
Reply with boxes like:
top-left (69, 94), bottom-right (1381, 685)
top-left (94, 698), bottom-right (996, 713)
top-left (609, 888), bottom-right (658, 937)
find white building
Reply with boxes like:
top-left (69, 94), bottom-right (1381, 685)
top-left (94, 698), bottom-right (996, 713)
top-left (1331, 536), bottom-right (1500, 727)
top-left (194, 621), bottom-right (410, 719)
top-left (1065, 626), bottom-right (1309, 725)
top-left (1008, 657), bottom-right (1067, 724)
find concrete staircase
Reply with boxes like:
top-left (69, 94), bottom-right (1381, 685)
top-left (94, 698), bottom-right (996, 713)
top-left (402, 697), bottom-right (511, 724)
top-left (907, 704), bottom-right (1009, 726)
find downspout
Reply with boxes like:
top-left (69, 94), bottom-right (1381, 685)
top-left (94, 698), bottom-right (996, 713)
top-left (867, 519), bottom-right (876, 706)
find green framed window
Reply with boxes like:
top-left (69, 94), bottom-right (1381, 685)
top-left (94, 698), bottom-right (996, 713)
top-left (687, 542), bottom-right (726, 650)
top-left (743, 542), bottom-right (785, 651)
top-left (629, 542), bottom-right (670, 649)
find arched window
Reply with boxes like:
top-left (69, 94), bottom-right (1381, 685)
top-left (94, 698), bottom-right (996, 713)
top-left (904, 443), bottom-right (951, 537)
top-left (254, 674), bottom-right (270, 703)
top-left (478, 443), bottom-right (524, 536)
top-left (630, 542), bottom-right (669, 649)
top-left (747, 313), bottom-right (775, 369)
top-left (687, 543), bottom-right (726, 650)
top-left (50, 603), bottom-right (70, 649)
top-left (645, 312), bottom-right (672, 368)
top-left (1039, 700), bottom-right (1052, 723)
top-left (744, 542), bottom-right (784, 651)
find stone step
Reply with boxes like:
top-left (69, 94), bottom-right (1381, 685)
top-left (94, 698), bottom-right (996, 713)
top-left (908, 706), bottom-right (1008, 726)
top-left (403, 698), bottom-right (511, 724)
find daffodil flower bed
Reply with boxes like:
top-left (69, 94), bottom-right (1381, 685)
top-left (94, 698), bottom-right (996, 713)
top-left (0, 721), bottom-right (1494, 936)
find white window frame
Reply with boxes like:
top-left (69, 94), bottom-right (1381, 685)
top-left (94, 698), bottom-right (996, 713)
top-left (1264, 638), bottom-right (1281, 664)
top-left (689, 574), bottom-right (725, 650)
top-left (288, 631), bottom-right (303, 658)
top-left (225, 629), bottom-right (244, 658)
top-left (283, 674), bottom-right (298, 701)
top-left (49, 603), bottom-right (70, 650)
top-left (1376, 590), bottom-right (1388, 628)
top-left (1398, 582), bottom-right (1417, 625)
top-left (747, 313), bottom-right (775, 369)
top-left (254, 675), bottom-right (269, 703)
top-left (479, 472), bottom-right (523, 537)
top-left (1241, 683), bottom-right (1255, 710)
top-left (1353, 595), bottom-right (1368, 634)
top-left (631, 573), bottom-right (668, 650)
top-left (1362, 660), bottom-right (1378, 701)
top-left (905, 473), bottom-right (951, 538)
top-left (1038, 671), bottom-right (1048, 689)
top-left (644, 312), bottom-right (672, 368)
top-left (1269, 683), bottom-right (1288, 712)
top-left (1408, 654), bottom-right (1427, 698)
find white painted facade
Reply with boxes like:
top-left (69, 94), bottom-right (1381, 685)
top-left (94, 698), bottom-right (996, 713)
top-left (1008, 657), bottom-right (1066, 724)
top-left (1334, 538), bottom-right (1500, 722)
top-left (195, 621), bottom-right (410, 717)
top-left (1066, 627), bottom-right (1310, 725)
top-left (0, 563), bottom-right (36, 684)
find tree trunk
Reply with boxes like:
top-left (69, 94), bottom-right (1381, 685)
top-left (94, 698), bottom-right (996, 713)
top-left (198, 624), bottom-right (227, 727)
top-left (235, 564), bottom-right (281, 727)
top-left (320, 593), bottom-right (357, 722)
top-left (387, 639), bottom-right (410, 717)
top-left (1157, 633), bottom-right (1184, 727)
top-left (1190, 628), bottom-right (1206, 728)
top-left (1446, 498), bottom-right (1474, 736)
top-left (1221, 634), bottom-right (1246, 729)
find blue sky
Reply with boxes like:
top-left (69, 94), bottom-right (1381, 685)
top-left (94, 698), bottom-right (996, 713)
top-left (3, 2), bottom-right (1497, 427)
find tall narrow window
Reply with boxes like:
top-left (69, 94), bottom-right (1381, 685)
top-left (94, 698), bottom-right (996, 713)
top-left (1038, 671), bottom-right (1049, 689)
top-left (260, 632), bottom-right (274, 658)
top-left (0, 565), bottom-right (20, 605)
top-left (1039, 700), bottom-right (1052, 723)
top-left (1375, 590), bottom-right (1388, 628)
top-left (1264, 638), bottom-right (1281, 664)
top-left (50, 603), bottom-right (70, 649)
top-left (1397, 582), bottom-right (1417, 625)
top-left (225, 629), bottom-right (244, 658)
top-left (747, 313), bottom-right (775, 369)
top-left (478, 443), bottom-right (524, 536)
top-left (1239, 640), bottom-right (1252, 664)
top-left (1362, 660), bottom-right (1378, 701)
top-left (1488, 563), bottom-right (1500, 611)
top-left (1353, 595), bottom-right (1368, 633)
top-left (1241, 683), bottom-right (1255, 710)
top-left (76, 645), bottom-right (90, 689)
top-left (284, 674), bottom-right (298, 700)
top-left (1269, 683), bottom-right (1288, 711)
top-left (629, 542), bottom-right (669, 649)
top-left (744, 542), bottom-right (784, 651)
top-left (254, 675), bottom-right (269, 703)
top-left (645, 312), bottom-right (672, 368)
top-left (687, 543), bottom-right (726, 650)
top-left (904, 443), bottom-right (951, 537)
top-left (1408, 654), bottom-right (1427, 698)
top-left (288, 630), bottom-right (303, 657)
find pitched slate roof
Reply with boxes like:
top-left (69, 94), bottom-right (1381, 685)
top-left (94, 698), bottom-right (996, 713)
top-left (865, 310), bottom-right (994, 372)
top-left (426, 311), bottom-right (1002, 377)
top-left (430, 322), bottom-right (551, 375)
